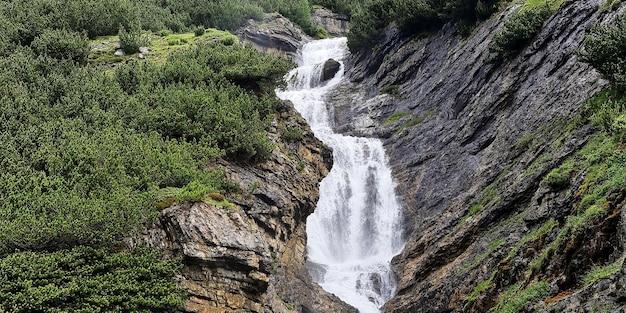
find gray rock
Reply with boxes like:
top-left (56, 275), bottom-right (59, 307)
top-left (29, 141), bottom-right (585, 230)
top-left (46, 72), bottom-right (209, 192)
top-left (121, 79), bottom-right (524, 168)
top-left (311, 8), bottom-right (350, 37)
top-left (320, 0), bottom-right (626, 312)
top-left (237, 13), bottom-right (311, 60)
top-left (321, 58), bottom-right (341, 81)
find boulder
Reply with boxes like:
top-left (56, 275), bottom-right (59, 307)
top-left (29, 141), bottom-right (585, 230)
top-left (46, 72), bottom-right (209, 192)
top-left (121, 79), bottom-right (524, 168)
top-left (321, 58), bottom-right (341, 81)
top-left (237, 13), bottom-right (311, 60)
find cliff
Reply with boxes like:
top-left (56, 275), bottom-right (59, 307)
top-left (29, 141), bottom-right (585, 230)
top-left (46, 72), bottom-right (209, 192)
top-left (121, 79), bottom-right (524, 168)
top-left (328, 0), bottom-right (626, 311)
top-left (134, 14), bottom-right (358, 313)
top-left (141, 99), bottom-right (356, 313)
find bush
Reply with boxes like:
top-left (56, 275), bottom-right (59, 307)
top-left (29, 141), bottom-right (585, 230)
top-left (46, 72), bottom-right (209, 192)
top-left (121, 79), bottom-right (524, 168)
top-left (178, 180), bottom-right (213, 202)
top-left (118, 25), bottom-right (150, 54)
top-left (347, 0), bottom-right (506, 51)
top-left (31, 29), bottom-right (90, 64)
top-left (0, 246), bottom-right (185, 312)
top-left (488, 4), bottom-right (553, 59)
top-left (579, 14), bottom-right (626, 92)
top-left (194, 26), bottom-right (205, 36)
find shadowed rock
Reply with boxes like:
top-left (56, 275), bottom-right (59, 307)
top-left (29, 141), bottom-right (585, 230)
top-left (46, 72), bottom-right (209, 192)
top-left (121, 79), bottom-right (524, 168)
top-left (322, 58), bottom-right (341, 81)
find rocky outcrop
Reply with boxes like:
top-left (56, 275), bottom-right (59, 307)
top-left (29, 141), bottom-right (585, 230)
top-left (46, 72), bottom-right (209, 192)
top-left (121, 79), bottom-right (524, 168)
top-left (237, 13), bottom-right (311, 59)
top-left (321, 58), bottom-right (341, 81)
top-left (141, 100), bottom-right (356, 313)
top-left (311, 8), bottom-right (350, 37)
top-left (325, 0), bottom-right (626, 312)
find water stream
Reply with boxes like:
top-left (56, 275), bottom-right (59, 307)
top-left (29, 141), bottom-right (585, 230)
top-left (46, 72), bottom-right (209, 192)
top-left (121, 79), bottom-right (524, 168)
top-left (276, 38), bottom-right (404, 313)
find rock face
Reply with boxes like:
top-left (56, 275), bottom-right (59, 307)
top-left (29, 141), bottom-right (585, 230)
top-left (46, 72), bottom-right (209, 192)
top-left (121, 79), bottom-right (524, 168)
top-left (142, 101), bottom-right (356, 313)
top-left (311, 8), bottom-right (350, 37)
top-left (325, 0), bottom-right (626, 312)
top-left (321, 58), bottom-right (341, 81)
top-left (238, 13), bottom-right (311, 59)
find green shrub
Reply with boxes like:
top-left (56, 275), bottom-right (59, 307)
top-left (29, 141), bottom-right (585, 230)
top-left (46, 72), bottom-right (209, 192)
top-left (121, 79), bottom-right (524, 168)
top-left (310, 0), bottom-right (356, 14)
top-left (220, 35), bottom-right (237, 45)
top-left (281, 126), bottom-right (304, 141)
top-left (31, 29), bottom-right (90, 64)
top-left (118, 26), bottom-right (150, 54)
top-left (579, 14), bottom-right (626, 92)
top-left (348, 0), bottom-right (505, 51)
top-left (194, 26), bottom-right (205, 36)
top-left (489, 4), bottom-right (553, 59)
top-left (178, 180), bottom-right (213, 203)
top-left (313, 25), bottom-right (329, 39)
top-left (0, 246), bottom-right (185, 312)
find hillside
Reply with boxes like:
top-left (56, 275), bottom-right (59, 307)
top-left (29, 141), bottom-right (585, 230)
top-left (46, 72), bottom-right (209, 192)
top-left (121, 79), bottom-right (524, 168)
top-left (326, 0), bottom-right (626, 311)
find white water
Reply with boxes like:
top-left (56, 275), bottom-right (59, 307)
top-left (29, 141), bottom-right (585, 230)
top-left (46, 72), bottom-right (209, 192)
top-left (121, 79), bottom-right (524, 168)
top-left (277, 38), bottom-right (404, 312)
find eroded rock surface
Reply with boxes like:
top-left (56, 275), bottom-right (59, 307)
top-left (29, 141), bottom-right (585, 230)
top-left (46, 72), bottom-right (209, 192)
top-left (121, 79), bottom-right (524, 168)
top-left (237, 13), bottom-right (311, 59)
top-left (311, 8), bottom-right (350, 37)
top-left (324, 0), bottom-right (626, 312)
top-left (142, 101), bottom-right (355, 313)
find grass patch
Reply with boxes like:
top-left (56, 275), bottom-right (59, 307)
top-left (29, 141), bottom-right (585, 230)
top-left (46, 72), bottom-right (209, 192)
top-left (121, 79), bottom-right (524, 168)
top-left (392, 110), bottom-right (437, 136)
top-left (492, 281), bottom-right (549, 313)
top-left (462, 239), bottom-right (505, 272)
top-left (600, 0), bottom-right (622, 11)
top-left (506, 219), bottom-right (558, 264)
top-left (464, 271), bottom-right (497, 309)
top-left (522, 0), bottom-right (564, 11)
top-left (523, 154), bottom-right (552, 177)
top-left (88, 28), bottom-right (237, 67)
top-left (381, 84), bottom-right (400, 97)
top-left (516, 133), bottom-right (535, 149)
top-left (583, 255), bottom-right (624, 286)
top-left (384, 112), bottom-right (411, 125)
top-left (543, 158), bottom-right (575, 189)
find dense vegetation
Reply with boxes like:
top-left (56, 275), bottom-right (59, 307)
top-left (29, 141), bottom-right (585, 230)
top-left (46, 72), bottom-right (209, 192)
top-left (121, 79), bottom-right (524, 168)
top-left (580, 12), bottom-right (626, 139)
top-left (346, 0), bottom-right (504, 50)
top-left (0, 0), bottom-right (316, 47)
top-left (488, 3), bottom-right (554, 59)
top-left (0, 0), bottom-right (295, 311)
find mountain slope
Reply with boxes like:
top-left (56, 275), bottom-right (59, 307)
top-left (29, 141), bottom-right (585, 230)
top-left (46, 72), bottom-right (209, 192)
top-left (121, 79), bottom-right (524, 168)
top-left (327, 0), bottom-right (626, 311)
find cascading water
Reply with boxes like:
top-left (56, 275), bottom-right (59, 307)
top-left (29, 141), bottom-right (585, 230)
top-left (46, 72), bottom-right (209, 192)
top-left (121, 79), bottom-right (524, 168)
top-left (277, 38), bottom-right (404, 312)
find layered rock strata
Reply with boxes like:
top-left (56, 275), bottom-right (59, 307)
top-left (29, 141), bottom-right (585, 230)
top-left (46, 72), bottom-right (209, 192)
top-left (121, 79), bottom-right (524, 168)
top-left (326, 0), bottom-right (626, 311)
top-left (142, 101), bottom-right (356, 313)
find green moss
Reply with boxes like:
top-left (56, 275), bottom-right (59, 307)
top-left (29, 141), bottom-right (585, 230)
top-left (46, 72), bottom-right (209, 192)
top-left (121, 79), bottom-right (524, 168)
top-left (381, 84), bottom-right (400, 97)
top-left (384, 112), bottom-right (411, 124)
top-left (506, 219), bottom-right (558, 264)
top-left (392, 110), bottom-right (437, 136)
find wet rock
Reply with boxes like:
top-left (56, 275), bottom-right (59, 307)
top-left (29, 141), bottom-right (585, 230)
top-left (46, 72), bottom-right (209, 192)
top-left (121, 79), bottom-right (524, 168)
top-left (321, 58), bottom-right (341, 81)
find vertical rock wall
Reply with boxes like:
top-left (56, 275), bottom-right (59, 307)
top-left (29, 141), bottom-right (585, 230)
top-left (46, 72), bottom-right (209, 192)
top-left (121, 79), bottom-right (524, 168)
top-left (326, 0), bottom-right (626, 311)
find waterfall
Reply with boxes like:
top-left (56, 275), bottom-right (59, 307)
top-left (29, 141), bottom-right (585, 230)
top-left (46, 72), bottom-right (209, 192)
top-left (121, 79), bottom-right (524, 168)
top-left (276, 38), bottom-right (404, 313)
